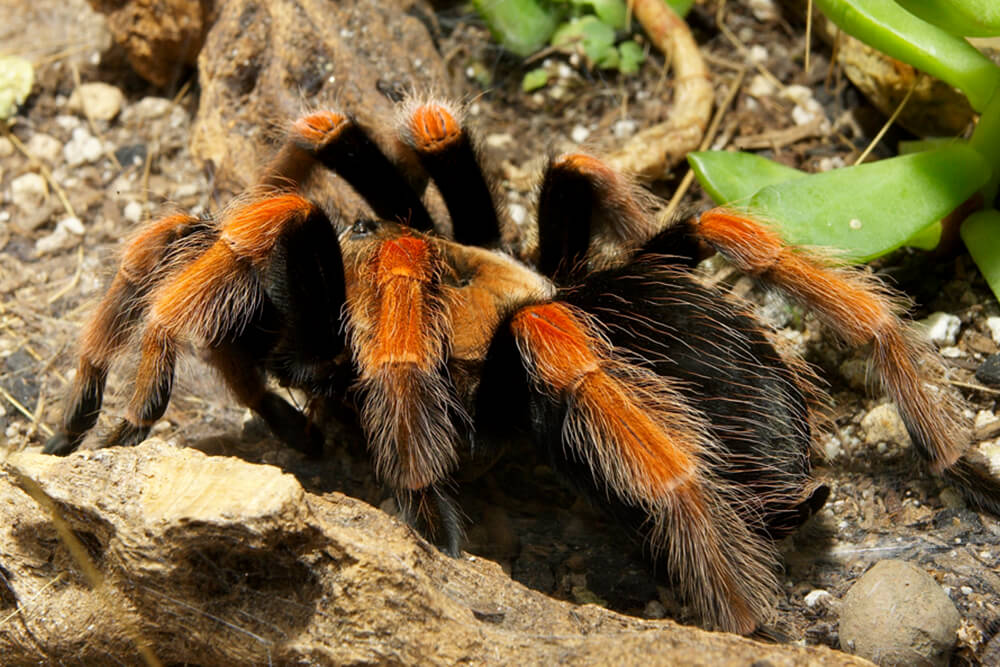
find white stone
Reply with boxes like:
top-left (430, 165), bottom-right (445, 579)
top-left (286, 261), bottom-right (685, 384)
top-left (747, 74), bottom-right (775, 98)
top-left (986, 316), bottom-right (1000, 345)
top-left (25, 133), bottom-right (62, 164)
top-left (11, 172), bottom-right (47, 211)
top-left (0, 136), bottom-right (13, 157)
top-left (570, 125), bottom-right (590, 144)
top-left (34, 225), bottom-right (73, 255)
top-left (485, 133), bottom-right (513, 148)
top-left (974, 410), bottom-right (998, 430)
top-left (749, 0), bottom-right (778, 21)
top-left (804, 589), bottom-right (832, 608)
top-left (862, 403), bottom-right (911, 446)
top-left (123, 200), bottom-right (144, 223)
top-left (921, 311), bottom-right (961, 346)
top-left (748, 44), bottom-right (768, 64)
top-left (57, 216), bottom-right (85, 235)
top-left (63, 127), bottom-right (103, 166)
top-left (612, 119), bottom-right (638, 139)
top-left (68, 82), bottom-right (124, 121)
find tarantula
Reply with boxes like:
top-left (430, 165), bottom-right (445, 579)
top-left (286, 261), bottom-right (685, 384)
top-left (45, 99), bottom-right (999, 634)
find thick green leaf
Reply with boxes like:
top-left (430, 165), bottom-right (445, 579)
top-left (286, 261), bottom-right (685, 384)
top-left (473, 0), bottom-right (561, 57)
top-left (552, 15), bottom-right (617, 66)
top-left (961, 209), bottom-right (1000, 301)
top-left (522, 67), bottom-right (550, 92)
top-left (688, 151), bottom-right (807, 205)
top-left (896, 0), bottom-right (1000, 37)
top-left (665, 0), bottom-right (695, 16)
top-left (746, 145), bottom-right (990, 261)
top-left (570, 0), bottom-right (628, 29)
top-left (815, 0), bottom-right (1000, 111)
top-left (617, 40), bottom-right (645, 75)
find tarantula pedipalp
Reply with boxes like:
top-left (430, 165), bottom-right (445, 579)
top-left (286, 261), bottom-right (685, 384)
top-left (45, 100), bottom-right (998, 634)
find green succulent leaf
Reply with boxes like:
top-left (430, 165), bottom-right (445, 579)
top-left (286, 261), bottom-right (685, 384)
top-left (815, 0), bottom-right (1000, 111)
top-left (746, 145), bottom-right (990, 261)
top-left (473, 0), bottom-right (562, 57)
top-left (522, 67), bottom-right (551, 92)
top-left (961, 209), bottom-right (1000, 300)
top-left (569, 0), bottom-right (628, 29)
top-left (552, 15), bottom-right (618, 66)
top-left (617, 40), bottom-right (645, 74)
top-left (895, 0), bottom-right (1000, 37)
top-left (687, 150), bottom-right (808, 205)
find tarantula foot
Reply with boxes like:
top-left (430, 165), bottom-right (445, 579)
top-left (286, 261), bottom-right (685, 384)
top-left (254, 393), bottom-right (325, 458)
top-left (43, 431), bottom-right (82, 456)
top-left (397, 486), bottom-right (465, 557)
top-left (105, 420), bottom-right (152, 448)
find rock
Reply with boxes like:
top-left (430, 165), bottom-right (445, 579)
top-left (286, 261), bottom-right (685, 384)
top-left (0, 441), bottom-right (868, 665)
top-left (986, 317), bottom-right (1000, 346)
top-left (975, 353), bottom-right (1000, 386)
top-left (839, 559), bottom-right (960, 666)
top-left (25, 132), bottom-right (63, 164)
top-left (63, 127), bottom-right (103, 166)
top-left (34, 218), bottom-right (83, 256)
top-left (861, 403), bottom-right (911, 447)
top-left (921, 312), bottom-right (961, 346)
top-left (86, 0), bottom-right (219, 87)
top-left (67, 81), bottom-right (124, 121)
top-left (10, 172), bottom-right (48, 212)
top-left (192, 0), bottom-right (448, 211)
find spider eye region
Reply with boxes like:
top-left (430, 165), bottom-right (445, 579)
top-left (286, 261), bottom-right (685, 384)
top-left (350, 218), bottom-right (379, 238)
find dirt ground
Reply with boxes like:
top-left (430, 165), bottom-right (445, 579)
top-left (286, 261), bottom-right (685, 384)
top-left (2, 0), bottom-right (999, 663)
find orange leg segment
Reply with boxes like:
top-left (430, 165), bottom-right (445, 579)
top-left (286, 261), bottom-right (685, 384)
top-left (697, 208), bottom-right (966, 473)
top-left (349, 234), bottom-right (463, 491)
top-left (509, 301), bottom-right (778, 633)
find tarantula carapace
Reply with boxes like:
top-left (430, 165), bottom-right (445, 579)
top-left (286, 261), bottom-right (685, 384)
top-left (45, 99), bottom-right (999, 634)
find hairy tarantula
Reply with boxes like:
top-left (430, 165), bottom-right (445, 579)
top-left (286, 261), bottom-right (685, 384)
top-left (45, 99), bottom-right (1000, 634)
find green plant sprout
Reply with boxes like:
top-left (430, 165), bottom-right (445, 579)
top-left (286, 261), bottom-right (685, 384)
top-left (472, 0), bottom-right (693, 89)
top-left (689, 0), bottom-right (1000, 298)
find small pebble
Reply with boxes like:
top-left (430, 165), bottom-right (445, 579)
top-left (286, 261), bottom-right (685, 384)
top-left (63, 127), bottom-right (103, 166)
top-left (861, 403), bottom-right (910, 446)
top-left (11, 172), bottom-right (48, 212)
top-left (0, 136), bottom-right (13, 157)
top-left (123, 200), bottom-right (144, 224)
top-left (748, 0), bottom-right (778, 21)
top-left (921, 312), bottom-right (961, 346)
top-left (986, 316), bottom-right (1000, 345)
top-left (748, 44), bottom-right (768, 64)
top-left (804, 589), bottom-right (832, 608)
top-left (974, 353), bottom-right (1000, 386)
top-left (68, 82), bottom-right (124, 121)
top-left (25, 133), bottom-right (62, 164)
top-left (570, 125), bottom-right (590, 144)
top-left (974, 410), bottom-right (997, 430)
top-left (611, 118), bottom-right (637, 139)
top-left (839, 559), bottom-right (959, 667)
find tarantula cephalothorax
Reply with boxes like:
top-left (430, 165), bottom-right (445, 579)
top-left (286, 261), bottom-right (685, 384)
top-left (45, 99), bottom-right (1000, 633)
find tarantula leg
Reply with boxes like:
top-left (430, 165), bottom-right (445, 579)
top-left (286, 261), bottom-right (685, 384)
top-left (397, 485), bottom-right (465, 557)
top-left (45, 213), bottom-right (208, 455)
top-left (206, 344), bottom-right (324, 457)
top-left (347, 233), bottom-right (465, 493)
top-left (401, 102), bottom-right (502, 247)
top-left (262, 201), bottom-right (347, 388)
top-left (106, 195), bottom-right (321, 449)
top-left (288, 111), bottom-right (434, 231)
top-left (107, 323), bottom-right (177, 447)
top-left (508, 301), bottom-right (778, 633)
top-left (536, 153), bottom-right (659, 279)
top-left (696, 208), bottom-right (967, 473)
